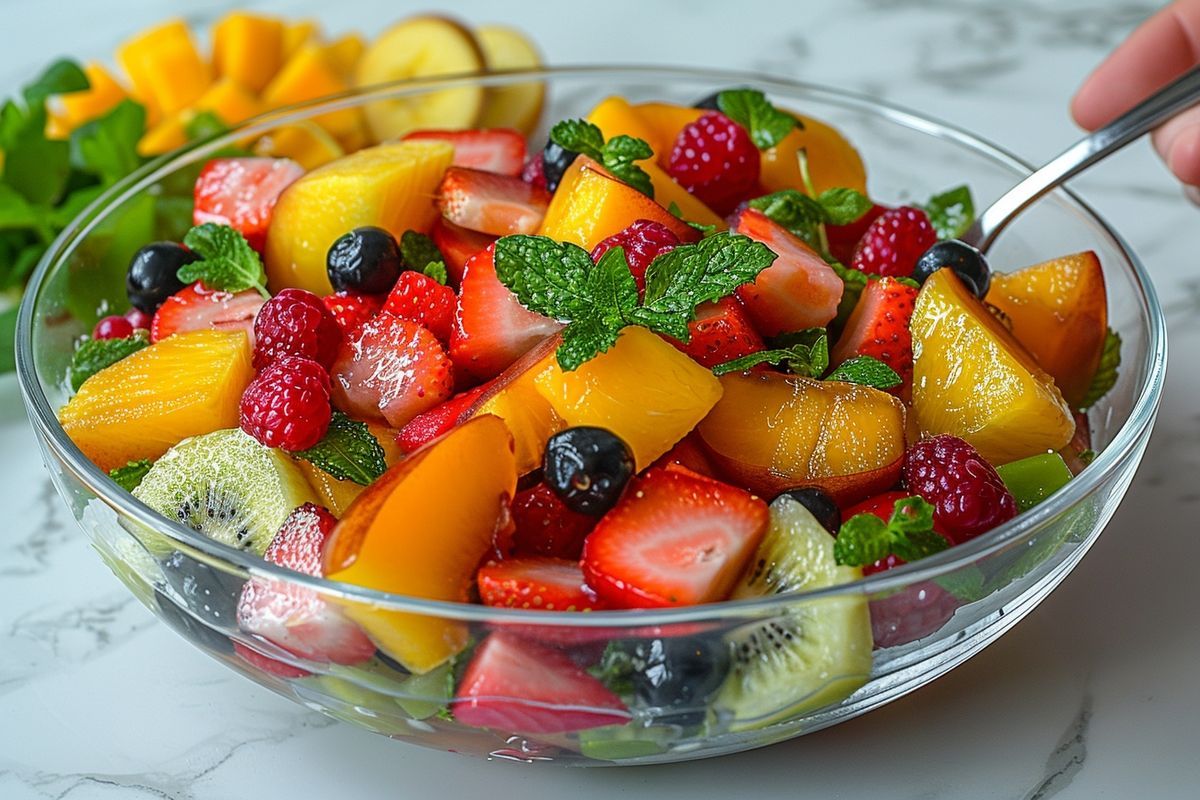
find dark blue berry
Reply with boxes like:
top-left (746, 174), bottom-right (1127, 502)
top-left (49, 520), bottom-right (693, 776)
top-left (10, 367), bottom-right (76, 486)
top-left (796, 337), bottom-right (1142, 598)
top-left (326, 226), bottom-right (403, 293)
top-left (692, 91), bottom-right (723, 111)
top-left (914, 240), bottom-right (992, 298)
top-left (544, 427), bottom-right (634, 516)
top-left (611, 636), bottom-right (731, 727)
top-left (780, 487), bottom-right (841, 534)
top-left (542, 140), bottom-right (578, 193)
top-left (126, 242), bottom-right (195, 313)
top-left (160, 550), bottom-right (244, 631)
top-left (153, 588), bottom-right (233, 655)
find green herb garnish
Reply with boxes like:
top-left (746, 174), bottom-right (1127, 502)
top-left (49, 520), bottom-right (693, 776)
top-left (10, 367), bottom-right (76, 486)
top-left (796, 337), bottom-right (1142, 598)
top-left (179, 223), bottom-right (270, 297)
top-left (549, 118), bottom-right (655, 198)
top-left (714, 88), bottom-right (798, 150)
top-left (834, 496), bottom-right (948, 567)
top-left (68, 330), bottom-right (148, 391)
top-left (293, 412), bottom-right (388, 485)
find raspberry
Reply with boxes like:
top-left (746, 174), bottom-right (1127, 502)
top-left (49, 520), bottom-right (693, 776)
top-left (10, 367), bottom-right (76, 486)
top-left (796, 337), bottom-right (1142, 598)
top-left (902, 434), bottom-right (1017, 544)
top-left (253, 288), bottom-right (341, 370)
top-left (382, 271), bottom-right (456, 344)
top-left (666, 111), bottom-right (760, 214)
top-left (322, 290), bottom-right (382, 335)
top-left (827, 202), bottom-right (887, 265)
top-left (521, 152), bottom-right (547, 190)
top-left (240, 355), bottom-right (332, 450)
top-left (590, 219), bottom-right (681, 293)
top-left (850, 206), bottom-right (938, 278)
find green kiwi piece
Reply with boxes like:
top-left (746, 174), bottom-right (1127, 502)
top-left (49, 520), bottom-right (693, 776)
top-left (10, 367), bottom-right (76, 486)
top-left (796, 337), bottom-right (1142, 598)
top-left (132, 428), bottom-right (316, 556)
top-left (577, 722), bottom-right (678, 761)
top-left (713, 495), bottom-right (873, 732)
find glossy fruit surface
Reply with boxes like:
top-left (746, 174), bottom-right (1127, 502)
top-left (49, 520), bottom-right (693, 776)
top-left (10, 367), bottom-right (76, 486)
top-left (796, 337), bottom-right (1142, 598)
top-left (477, 557), bottom-right (603, 611)
top-left (850, 206), bottom-right (938, 279)
top-left (239, 355), bottom-right (332, 451)
top-left (666, 111), bottom-right (760, 214)
top-left (544, 426), bottom-right (635, 516)
top-left (325, 226), bottom-right (404, 294)
top-left (913, 239), bottom-right (991, 298)
top-left (252, 288), bottom-right (341, 369)
top-left (759, 112), bottom-right (868, 196)
top-left (150, 282), bottom-right (264, 344)
top-left (193, 157), bottom-right (304, 253)
top-left (402, 127), bottom-right (526, 175)
top-left (902, 434), bottom-right (1017, 545)
top-left (830, 277), bottom-right (918, 395)
top-left (779, 487), bottom-right (842, 534)
top-left (436, 166), bottom-right (551, 236)
top-left (126, 242), bottom-right (194, 313)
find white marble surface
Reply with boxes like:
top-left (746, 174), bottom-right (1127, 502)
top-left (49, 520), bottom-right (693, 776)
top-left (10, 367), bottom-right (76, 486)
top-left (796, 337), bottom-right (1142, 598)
top-left (2, 0), bottom-right (1198, 797)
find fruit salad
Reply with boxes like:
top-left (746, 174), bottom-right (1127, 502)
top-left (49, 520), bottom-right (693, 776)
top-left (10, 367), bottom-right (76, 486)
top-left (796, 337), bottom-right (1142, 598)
top-left (58, 85), bottom-right (1120, 755)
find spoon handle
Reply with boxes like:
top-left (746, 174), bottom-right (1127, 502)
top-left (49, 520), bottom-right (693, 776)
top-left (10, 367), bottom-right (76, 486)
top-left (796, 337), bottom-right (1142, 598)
top-left (965, 65), bottom-right (1200, 252)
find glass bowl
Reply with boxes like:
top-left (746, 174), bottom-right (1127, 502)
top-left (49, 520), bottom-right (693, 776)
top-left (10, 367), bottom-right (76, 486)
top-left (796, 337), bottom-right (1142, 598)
top-left (15, 66), bottom-right (1166, 765)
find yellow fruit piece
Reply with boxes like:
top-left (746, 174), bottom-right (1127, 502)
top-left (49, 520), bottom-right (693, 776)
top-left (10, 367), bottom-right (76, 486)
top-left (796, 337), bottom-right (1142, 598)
top-left (57, 63), bottom-right (128, 131)
top-left (265, 139), bottom-right (454, 295)
top-left (760, 115), bottom-right (868, 195)
top-left (912, 269), bottom-right (1075, 464)
top-left (468, 339), bottom-right (563, 475)
top-left (324, 33), bottom-right (366, 78)
top-left (354, 16), bottom-right (486, 141)
top-left (263, 44), bottom-right (363, 140)
top-left (642, 160), bottom-right (725, 229)
top-left (117, 20), bottom-right (212, 116)
top-left (325, 415), bottom-right (517, 672)
top-left (59, 330), bottom-right (253, 473)
top-left (212, 12), bottom-right (285, 93)
top-left (254, 121), bottom-right (345, 170)
top-left (632, 101), bottom-right (702, 158)
top-left (533, 327), bottom-right (723, 469)
top-left (298, 422), bottom-right (403, 516)
top-left (475, 25), bottom-right (545, 134)
top-left (283, 19), bottom-right (321, 59)
top-left (137, 114), bottom-right (187, 156)
top-left (194, 78), bottom-right (264, 125)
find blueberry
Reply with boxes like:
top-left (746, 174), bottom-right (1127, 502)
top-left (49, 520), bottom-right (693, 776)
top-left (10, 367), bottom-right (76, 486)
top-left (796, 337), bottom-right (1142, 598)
top-left (692, 91), bottom-right (723, 111)
top-left (544, 427), bottom-right (634, 516)
top-left (160, 550), bottom-right (245, 630)
top-left (326, 226), bottom-right (403, 293)
top-left (779, 487), bottom-right (841, 534)
top-left (542, 140), bottom-right (578, 193)
top-left (126, 242), bottom-right (195, 313)
top-left (913, 240), bottom-right (992, 298)
top-left (614, 637), bottom-right (731, 726)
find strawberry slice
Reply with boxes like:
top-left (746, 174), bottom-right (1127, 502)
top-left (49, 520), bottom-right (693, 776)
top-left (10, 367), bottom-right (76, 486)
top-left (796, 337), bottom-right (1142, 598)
top-left (450, 244), bottom-right (563, 381)
top-left (150, 281), bottom-right (265, 343)
top-left (830, 277), bottom-right (918, 395)
top-left (394, 384), bottom-right (488, 453)
top-left (652, 434), bottom-right (722, 480)
top-left (431, 218), bottom-right (496, 287)
top-left (403, 128), bottom-right (527, 176)
top-left (506, 484), bottom-right (595, 560)
top-left (330, 312), bottom-right (455, 428)
top-left (233, 641), bottom-right (312, 679)
top-left (193, 157), bottom-right (304, 252)
top-left (732, 208), bottom-right (844, 336)
top-left (581, 467), bottom-right (769, 609)
top-left (670, 296), bottom-right (765, 368)
top-left (321, 290), bottom-right (383, 336)
top-left (437, 166), bottom-right (551, 237)
top-left (452, 632), bottom-right (629, 734)
top-left (237, 503), bottom-right (376, 666)
top-left (477, 557), bottom-right (603, 611)
top-left (382, 271), bottom-right (456, 345)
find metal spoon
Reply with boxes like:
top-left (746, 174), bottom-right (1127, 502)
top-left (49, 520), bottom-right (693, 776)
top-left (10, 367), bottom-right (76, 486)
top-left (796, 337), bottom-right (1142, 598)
top-left (961, 65), bottom-right (1200, 253)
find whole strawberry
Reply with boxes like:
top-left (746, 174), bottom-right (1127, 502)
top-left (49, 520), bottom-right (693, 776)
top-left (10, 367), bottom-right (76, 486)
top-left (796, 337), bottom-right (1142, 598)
top-left (850, 206), bottom-right (938, 278)
top-left (590, 219), bottom-right (681, 294)
top-left (902, 435), bottom-right (1017, 544)
top-left (667, 112), bottom-right (760, 214)
top-left (253, 288), bottom-right (341, 370)
top-left (322, 290), bottom-right (382, 335)
top-left (240, 355), bottom-right (332, 450)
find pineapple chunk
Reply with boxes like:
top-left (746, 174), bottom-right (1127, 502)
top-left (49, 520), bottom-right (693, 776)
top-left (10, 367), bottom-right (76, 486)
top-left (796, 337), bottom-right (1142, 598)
top-left (212, 11), bottom-right (285, 93)
top-left (116, 20), bottom-right (212, 117)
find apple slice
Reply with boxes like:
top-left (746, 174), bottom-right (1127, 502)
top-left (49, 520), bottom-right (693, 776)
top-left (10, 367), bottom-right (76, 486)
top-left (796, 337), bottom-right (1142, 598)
top-left (475, 25), bottom-right (545, 135)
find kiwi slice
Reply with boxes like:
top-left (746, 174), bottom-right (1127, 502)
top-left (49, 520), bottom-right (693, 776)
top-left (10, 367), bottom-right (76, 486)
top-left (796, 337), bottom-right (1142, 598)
top-left (132, 428), bottom-right (316, 556)
top-left (713, 496), bottom-right (873, 732)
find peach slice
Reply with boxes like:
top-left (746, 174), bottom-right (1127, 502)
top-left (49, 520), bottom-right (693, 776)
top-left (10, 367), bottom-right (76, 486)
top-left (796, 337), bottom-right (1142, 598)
top-left (696, 372), bottom-right (906, 506)
top-left (760, 114), bottom-right (868, 196)
top-left (985, 251), bottom-right (1107, 408)
top-left (323, 415), bottom-right (517, 673)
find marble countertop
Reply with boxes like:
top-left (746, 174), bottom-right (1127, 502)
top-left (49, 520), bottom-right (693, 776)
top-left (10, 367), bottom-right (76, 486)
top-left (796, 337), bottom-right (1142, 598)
top-left (2, 1), bottom-right (1198, 797)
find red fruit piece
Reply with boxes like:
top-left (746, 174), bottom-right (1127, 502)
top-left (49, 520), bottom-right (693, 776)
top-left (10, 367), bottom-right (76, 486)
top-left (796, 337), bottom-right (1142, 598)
top-left (902, 435), bottom-right (1018, 545)
top-left (150, 281), bottom-right (265, 344)
top-left (589, 218), bottom-right (681, 294)
top-left (123, 307), bottom-right (152, 331)
top-left (331, 312), bottom-right (454, 428)
top-left (452, 632), bottom-right (629, 734)
top-left (240, 355), bottom-right (332, 450)
top-left (253, 288), bottom-right (341, 370)
top-left (437, 166), bottom-right (551, 236)
top-left (237, 503), bottom-right (376, 664)
top-left (667, 111), bottom-right (761, 215)
top-left (507, 483), bottom-right (595, 560)
top-left (193, 157), bottom-right (304, 252)
top-left (827, 202), bottom-right (887, 265)
top-left (850, 206), bottom-right (938, 278)
top-left (670, 296), bottom-right (765, 369)
top-left (830, 277), bottom-right (918, 394)
top-left (394, 384), bottom-right (488, 453)
top-left (382, 271), bottom-right (456, 345)
top-left (732, 208), bottom-right (844, 336)
top-left (233, 640), bottom-right (311, 679)
top-left (93, 315), bottom-right (134, 340)
top-left (581, 467), bottom-right (769, 609)
top-left (450, 244), bottom-right (563, 381)
top-left (403, 128), bottom-right (526, 176)
top-left (652, 433), bottom-right (722, 479)
top-left (520, 152), bottom-right (547, 190)
top-left (431, 217), bottom-right (497, 287)
top-left (321, 290), bottom-right (382, 335)
top-left (477, 557), bottom-right (603, 611)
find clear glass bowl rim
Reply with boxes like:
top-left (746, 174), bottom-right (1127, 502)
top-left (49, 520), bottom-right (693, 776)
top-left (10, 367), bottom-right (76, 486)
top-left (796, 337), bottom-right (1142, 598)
top-left (14, 64), bottom-right (1168, 626)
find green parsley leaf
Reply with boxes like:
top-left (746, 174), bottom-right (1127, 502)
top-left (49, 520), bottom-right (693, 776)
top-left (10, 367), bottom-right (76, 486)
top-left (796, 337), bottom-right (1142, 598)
top-left (23, 59), bottom-right (89, 107)
top-left (834, 496), bottom-right (948, 567)
top-left (923, 185), bottom-right (975, 240)
top-left (293, 412), bottom-right (388, 485)
top-left (716, 88), bottom-right (798, 150)
top-left (179, 223), bottom-right (270, 297)
top-left (109, 459), bottom-right (153, 492)
top-left (400, 230), bottom-right (446, 272)
top-left (549, 118), bottom-right (655, 198)
top-left (68, 99), bottom-right (146, 186)
top-left (826, 355), bottom-right (902, 390)
top-left (1078, 328), bottom-right (1121, 409)
top-left (69, 331), bottom-right (149, 391)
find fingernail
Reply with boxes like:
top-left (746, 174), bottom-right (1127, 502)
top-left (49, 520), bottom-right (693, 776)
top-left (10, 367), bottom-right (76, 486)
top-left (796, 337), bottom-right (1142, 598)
top-left (1187, 185), bottom-right (1200, 206)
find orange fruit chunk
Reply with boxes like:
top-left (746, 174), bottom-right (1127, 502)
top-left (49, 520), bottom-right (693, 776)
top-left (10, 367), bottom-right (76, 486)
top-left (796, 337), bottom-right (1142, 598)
top-left (212, 11), bottom-right (285, 93)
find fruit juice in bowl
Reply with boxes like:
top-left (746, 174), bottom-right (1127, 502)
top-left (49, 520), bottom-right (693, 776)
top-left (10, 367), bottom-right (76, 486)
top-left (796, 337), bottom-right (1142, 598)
top-left (16, 66), bottom-right (1164, 765)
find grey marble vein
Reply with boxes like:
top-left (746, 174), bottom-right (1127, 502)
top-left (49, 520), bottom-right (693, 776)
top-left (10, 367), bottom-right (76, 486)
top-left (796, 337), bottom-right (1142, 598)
top-left (0, 480), bottom-right (74, 578)
top-left (1022, 693), bottom-right (1093, 800)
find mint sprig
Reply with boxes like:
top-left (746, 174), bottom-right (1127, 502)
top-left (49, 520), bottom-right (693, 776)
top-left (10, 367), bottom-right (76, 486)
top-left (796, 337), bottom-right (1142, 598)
top-left (1078, 328), bottom-right (1121, 410)
top-left (713, 328), bottom-right (829, 377)
top-left (834, 496), bottom-right (948, 567)
top-left (400, 230), bottom-right (448, 284)
top-left (294, 412), bottom-right (387, 485)
top-left (923, 185), bottom-right (975, 240)
top-left (69, 330), bottom-right (149, 391)
top-left (827, 355), bottom-right (902, 390)
top-left (749, 188), bottom-right (872, 254)
top-left (550, 119), bottom-right (655, 198)
top-left (715, 89), bottom-right (798, 150)
top-left (179, 223), bottom-right (270, 297)
top-left (109, 459), bottom-right (153, 492)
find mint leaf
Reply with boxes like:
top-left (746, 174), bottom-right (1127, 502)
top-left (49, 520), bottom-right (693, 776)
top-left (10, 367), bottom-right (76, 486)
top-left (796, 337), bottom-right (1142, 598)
top-left (109, 459), bottom-right (153, 492)
top-left (826, 355), bottom-right (902, 390)
top-left (716, 89), bottom-right (797, 150)
top-left (716, 328), bottom-right (830, 376)
top-left (422, 260), bottom-right (448, 284)
top-left (1078, 328), bottom-right (1121, 410)
top-left (401, 229), bottom-right (445, 270)
top-left (294, 412), bottom-right (387, 485)
top-left (549, 118), bottom-right (654, 198)
top-left (549, 118), bottom-right (606, 159)
top-left (667, 201), bottom-right (717, 237)
top-left (834, 496), bottom-right (948, 567)
top-left (749, 190), bottom-right (825, 251)
top-left (180, 223), bottom-right (269, 297)
top-left (23, 59), bottom-right (89, 107)
top-left (493, 235), bottom-right (601, 322)
top-left (557, 316), bottom-right (623, 372)
top-left (816, 188), bottom-right (873, 225)
top-left (69, 331), bottom-right (149, 391)
top-left (923, 185), bottom-right (974, 240)
top-left (68, 99), bottom-right (146, 186)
